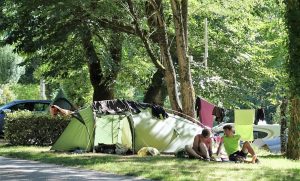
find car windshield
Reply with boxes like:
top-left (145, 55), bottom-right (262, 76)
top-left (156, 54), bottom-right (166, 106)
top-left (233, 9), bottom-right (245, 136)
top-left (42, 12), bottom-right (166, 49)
top-left (0, 104), bottom-right (11, 110)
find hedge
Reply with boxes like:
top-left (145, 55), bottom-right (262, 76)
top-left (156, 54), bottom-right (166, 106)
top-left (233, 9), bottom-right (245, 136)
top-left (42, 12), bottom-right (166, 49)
top-left (4, 111), bottom-right (70, 146)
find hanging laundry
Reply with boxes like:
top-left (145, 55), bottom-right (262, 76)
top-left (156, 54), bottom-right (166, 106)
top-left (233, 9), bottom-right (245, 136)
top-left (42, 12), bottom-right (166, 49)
top-left (223, 109), bottom-right (234, 123)
top-left (234, 109), bottom-right (255, 141)
top-left (195, 97), bottom-right (201, 118)
top-left (199, 98), bottom-right (215, 128)
top-left (254, 108), bottom-right (265, 125)
top-left (212, 107), bottom-right (225, 123)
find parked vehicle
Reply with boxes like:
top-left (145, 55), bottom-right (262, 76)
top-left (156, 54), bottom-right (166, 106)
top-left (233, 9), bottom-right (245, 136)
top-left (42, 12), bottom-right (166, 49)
top-left (212, 123), bottom-right (281, 153)
top-left (212, 123), bottom-right (280, 140)
top-left (0, 100), bottom-right (51, 136)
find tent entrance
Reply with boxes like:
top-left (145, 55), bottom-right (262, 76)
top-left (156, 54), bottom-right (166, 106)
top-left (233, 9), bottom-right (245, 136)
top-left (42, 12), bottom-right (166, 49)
top-left (94, 114), bottom-right (134, 152)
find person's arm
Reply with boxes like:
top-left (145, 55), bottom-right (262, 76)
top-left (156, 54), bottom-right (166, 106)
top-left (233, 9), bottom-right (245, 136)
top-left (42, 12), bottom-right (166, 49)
top-left (216, 137), bottom-right (223, 156)
top-left (208, 139), bottom-right (213, 157)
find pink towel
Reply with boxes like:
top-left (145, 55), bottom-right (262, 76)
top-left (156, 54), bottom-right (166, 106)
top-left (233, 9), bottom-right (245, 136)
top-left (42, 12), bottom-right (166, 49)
top-left (199, 98), bottom-right (215, 128)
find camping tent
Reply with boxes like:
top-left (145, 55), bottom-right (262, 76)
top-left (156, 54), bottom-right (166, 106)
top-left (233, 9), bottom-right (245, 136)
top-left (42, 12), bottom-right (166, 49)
top-left (51, 89), bottom-right (76, 111)
top-left (51, 100), bottom-right (203, 153)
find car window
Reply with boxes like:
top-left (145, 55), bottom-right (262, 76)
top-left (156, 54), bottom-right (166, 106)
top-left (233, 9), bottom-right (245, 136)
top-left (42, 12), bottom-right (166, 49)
top-left (9, 103), bottom-right (35, 111)
top-left (33, 103), bottom-right (49, 111)
top-left (253, 131), bottom-right (268, 139)
top-left (10, 103), bottom-right (27, 111)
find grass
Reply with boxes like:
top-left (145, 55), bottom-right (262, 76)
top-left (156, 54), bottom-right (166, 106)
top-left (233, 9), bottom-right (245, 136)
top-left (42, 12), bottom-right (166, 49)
top-left (0, 144), bottom-right (299, 181)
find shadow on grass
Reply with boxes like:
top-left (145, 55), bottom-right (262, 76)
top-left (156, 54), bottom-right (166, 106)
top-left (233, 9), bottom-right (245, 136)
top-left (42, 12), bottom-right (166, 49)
top-left (259, 154), bottom-right (284, 159)
top-left (0, 145), bottom-right (299, 181)
top-left (252, 168), bottom-right (300, 181)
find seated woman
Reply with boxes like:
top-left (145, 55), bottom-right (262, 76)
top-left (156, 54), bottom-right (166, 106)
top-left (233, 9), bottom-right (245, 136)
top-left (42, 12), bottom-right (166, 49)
top-left (185, 128), bottom-right (212, 160)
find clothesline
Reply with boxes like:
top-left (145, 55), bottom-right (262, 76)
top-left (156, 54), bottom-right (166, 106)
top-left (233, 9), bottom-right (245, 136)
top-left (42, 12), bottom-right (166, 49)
top-left (163, 107), bottom-right (208, 129)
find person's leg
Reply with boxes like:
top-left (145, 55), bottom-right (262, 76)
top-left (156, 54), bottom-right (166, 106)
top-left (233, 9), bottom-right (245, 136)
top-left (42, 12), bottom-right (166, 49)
top-left (241, 141), bottom-right (257, 163)
top-left (185, 145), bottom-right (203, 159)
top-left (198, 143), bottom-right (210, 159)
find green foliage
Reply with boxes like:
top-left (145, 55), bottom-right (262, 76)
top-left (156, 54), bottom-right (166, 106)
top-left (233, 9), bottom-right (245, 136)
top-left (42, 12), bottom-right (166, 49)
top-left (0, 84), bottom-right (41, 105)
top-left (0, 0), bottom-right (289, 118)
top-left (4, 111), bottom-right (70, 146)
top-left (0, 84), bottom-right (16, 105)
top-left (115, 37), bottom-right (156, 101)
top-left (10, 84), bottom-right (40, 100)
top-left (189, 0), bottom-right (287, 112)
top-left (0, 46), bottom-right (24, 84)
top-left (57, 69), bottom-right (93, 107)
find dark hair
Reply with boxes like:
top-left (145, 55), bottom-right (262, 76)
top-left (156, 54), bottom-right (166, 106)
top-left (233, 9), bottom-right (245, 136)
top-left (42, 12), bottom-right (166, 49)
top-left (223, 125), bottom-right (233, 131)
top-left (202, 128), bottom-right (211, 137)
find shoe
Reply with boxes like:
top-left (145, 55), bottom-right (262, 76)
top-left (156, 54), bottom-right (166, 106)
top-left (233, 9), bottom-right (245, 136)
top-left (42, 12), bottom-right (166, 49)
top-left (255, 158), bottom-right (260, 164)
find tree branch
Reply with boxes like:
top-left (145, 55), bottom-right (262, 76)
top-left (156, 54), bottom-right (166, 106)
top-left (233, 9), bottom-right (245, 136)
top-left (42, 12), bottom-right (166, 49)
top-left (96, 18), bottom-right (136, 35)
top-left (125, 0), bottom-right (165, 71)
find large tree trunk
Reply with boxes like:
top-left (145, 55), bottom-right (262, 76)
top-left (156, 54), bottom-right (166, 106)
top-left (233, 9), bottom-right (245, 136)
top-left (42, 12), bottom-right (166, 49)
top-left (170, 0), bottom-right (195, 118)
top-left (144, 0), bottom-right (182, 111)
top-left (81, 28), bottom-right (122, 101)
top-left (285, 0), bottom-right (300, 160)
top-left (286, 98), bottom-right (300, 159)
top-left (143, 69), bottom-right (167, 106)
top-left (280, 97), bottom-right (288, 154)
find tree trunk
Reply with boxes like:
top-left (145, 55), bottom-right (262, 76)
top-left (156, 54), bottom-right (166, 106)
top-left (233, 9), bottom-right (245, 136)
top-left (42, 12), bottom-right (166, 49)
top-left (285, 0), bottom-right (300, 160)
top-left (143, 69), bottom-right (167, 106)
top-left (280, 97), bottom-right (288, 154)
top-left (145, 0), bottom-right (182, 111)
top-left (81, 28), bottom-right (122, 101)
top-left (181, 0), bottom-right (188, 51)
top-left (170, 0), bottom-right (195, 118)
top-left (286, 97), bottom-right (300, 159)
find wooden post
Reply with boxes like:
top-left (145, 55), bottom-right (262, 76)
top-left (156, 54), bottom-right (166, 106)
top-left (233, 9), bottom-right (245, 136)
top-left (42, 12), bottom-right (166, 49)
top-left (40, 79), bottom-right (46, 100)
top-left (204, 18), bottom-right (208, 68)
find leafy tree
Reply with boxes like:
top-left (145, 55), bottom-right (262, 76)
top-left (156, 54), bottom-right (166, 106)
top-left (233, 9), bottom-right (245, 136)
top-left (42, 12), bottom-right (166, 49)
top-left (0, 46), bottom-right (24, 84)
top-left (0, 0), bottom-right (125, 101)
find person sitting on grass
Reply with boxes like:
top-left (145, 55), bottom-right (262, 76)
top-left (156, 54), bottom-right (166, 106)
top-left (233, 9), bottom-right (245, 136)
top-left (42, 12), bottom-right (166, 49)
top-left (216, 124), bottom-right (259, 163)
top-left (185, 128), bottom-right (213, 161)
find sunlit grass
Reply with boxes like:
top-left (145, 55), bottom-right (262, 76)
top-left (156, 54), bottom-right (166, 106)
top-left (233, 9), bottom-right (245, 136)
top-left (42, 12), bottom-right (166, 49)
top-left (0, 145), bottom-right (299, 181)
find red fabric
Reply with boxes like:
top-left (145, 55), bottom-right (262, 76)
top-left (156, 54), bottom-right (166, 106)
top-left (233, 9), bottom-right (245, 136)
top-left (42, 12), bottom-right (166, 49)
top-left (199, 98), bottom-right (215, 128)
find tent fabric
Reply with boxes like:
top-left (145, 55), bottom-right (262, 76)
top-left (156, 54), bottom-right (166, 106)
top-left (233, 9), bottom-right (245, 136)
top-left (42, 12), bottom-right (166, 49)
top-left (93, 100), bottom-right (168, 119)
top-left (234, 109), bottom-right (255, 141)
top-left (199, 98), bottom-right (215, 128)
top-left (52, 89), bottom-right (76, 111)
top-left (52, 101), bottom-right (203, 153)
top-left (94, 115), bottom-right (133, 150)
top-left (50, 107), bottom-right (95, 151)
top-left (133, 109), bottom-right (202, 152)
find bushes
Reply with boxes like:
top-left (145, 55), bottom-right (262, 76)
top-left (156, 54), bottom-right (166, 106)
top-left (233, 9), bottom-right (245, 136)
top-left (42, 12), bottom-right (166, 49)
top-left (4, 111), bottom-right (70, 146)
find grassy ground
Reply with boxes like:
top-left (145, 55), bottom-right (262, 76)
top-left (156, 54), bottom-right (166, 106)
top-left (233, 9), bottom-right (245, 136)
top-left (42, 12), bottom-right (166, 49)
top-left (0, 145), bottom-right (299, 181)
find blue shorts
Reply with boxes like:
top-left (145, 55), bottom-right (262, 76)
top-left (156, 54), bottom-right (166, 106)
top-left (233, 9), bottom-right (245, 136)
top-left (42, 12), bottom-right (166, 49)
top-left (229, 150), bottom-right (248, 161)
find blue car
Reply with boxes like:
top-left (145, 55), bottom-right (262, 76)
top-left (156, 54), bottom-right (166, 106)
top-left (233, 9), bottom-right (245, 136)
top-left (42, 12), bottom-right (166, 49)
top-left (0, 100), bottom-right (51, 136)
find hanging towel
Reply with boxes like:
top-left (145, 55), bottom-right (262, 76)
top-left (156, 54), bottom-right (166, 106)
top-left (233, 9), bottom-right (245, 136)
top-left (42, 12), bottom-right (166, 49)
top-left (195, 97), bottom-right (201, 118)
top-left (254, 108), bottom-right (265, 125)
top-left (212, 107), bottom-right (225, 123)
top-left (234, 109), bottom-right (255, 141)
top-left (199, 98), bottom-right (215, 128)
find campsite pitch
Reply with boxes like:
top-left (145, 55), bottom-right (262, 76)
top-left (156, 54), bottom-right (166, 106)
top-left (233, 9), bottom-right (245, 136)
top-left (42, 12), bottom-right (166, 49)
top-left (0, 145), bottom-right (299, 181)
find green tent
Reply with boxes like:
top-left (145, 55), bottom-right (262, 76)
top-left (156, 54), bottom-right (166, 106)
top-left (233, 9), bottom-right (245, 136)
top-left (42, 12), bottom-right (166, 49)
top-left (51, 107), bottom-right (134, 152)
top-left (51, 107), bottom-right (95, 151)
top-left (51, 103), bottom-right (203, 153)
top-left (94, 114), bottom-right (134, 150)
top-left (51, 89), bottom-right (76, 111)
